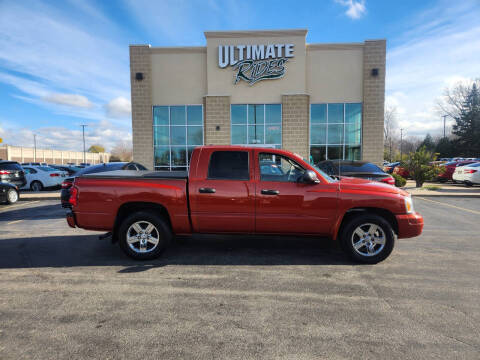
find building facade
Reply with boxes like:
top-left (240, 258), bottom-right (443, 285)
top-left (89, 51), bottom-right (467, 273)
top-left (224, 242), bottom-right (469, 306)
top-left (130, 29), bottom-right (386, 170)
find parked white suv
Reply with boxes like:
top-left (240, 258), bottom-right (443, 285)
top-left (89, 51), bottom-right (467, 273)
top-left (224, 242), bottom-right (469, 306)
top-left (21, 166), bottom-right (67, 191)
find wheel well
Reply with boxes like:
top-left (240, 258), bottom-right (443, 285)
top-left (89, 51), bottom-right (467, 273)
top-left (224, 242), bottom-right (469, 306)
top-left (112, 202), bottom-right (172, 242)
top-left (338, 207), bottom-right (398, 238)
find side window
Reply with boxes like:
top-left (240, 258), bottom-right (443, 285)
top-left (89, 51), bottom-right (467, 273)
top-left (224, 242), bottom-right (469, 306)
top-left (126, 164), bottom-right (137, 170)
top-left (259, 153), bottom-right (305, 182)
top-left (25, 167), bottom-right (37, 174)
top-left (207, 151), bottom-right (249, 180)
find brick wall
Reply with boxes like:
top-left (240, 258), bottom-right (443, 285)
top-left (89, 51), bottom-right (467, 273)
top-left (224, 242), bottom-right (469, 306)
top-left (362, 40), bottom-right (386, 165)
top-left (282, 94), bottom-right (310, 159)
top-left (204, 96), bottom-right (231, 145)
top-left (130, 45), bottom-right (154, 169)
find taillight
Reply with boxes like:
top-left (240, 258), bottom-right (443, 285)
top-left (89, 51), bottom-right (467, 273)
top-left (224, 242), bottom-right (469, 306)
top-left (61, 181), bottom-right (72, 189)
top-left (50, 173), bottom-right (60, 177)
top-left (381, 176), bottom-right (395, 185)
top-left (0, 170), bottom-right (11, 175)
top-left (69, 186), bottom-right (78, 207)
top-left (464, 169), bottom-right (478, 174)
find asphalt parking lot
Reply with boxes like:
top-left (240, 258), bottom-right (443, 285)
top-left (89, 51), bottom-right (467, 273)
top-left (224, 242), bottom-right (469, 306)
top-left (0, 197), bottom-right (479, 359)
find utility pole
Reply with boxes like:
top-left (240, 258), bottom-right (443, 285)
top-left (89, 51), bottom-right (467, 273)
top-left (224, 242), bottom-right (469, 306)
top-left (33, 134), bottom-right (37, 162)
top-left (442, 115), bottom-right (448, 138)
top-left (80, 124), bottom-right (87, 163)
top-left (400, 128), bottom-right (404, 161)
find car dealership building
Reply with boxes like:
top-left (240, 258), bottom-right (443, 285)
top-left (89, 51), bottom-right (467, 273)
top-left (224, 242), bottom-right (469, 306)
top-left (129, 29), bottom-right (386, 170)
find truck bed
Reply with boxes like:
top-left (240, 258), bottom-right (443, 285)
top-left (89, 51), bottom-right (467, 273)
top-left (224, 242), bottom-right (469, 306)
top-left (82, 170), bottom-right (188, 179)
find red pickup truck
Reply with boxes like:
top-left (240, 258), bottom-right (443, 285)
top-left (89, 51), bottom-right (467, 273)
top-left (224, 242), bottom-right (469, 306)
top-left (66, 146), bottom-right (423, 264)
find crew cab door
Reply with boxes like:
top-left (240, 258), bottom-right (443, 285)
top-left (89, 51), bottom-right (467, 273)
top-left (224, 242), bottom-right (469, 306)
top-left (189, 149), bottom-right (255, 233)
top-left (254, 151), bottom-right (337, 235)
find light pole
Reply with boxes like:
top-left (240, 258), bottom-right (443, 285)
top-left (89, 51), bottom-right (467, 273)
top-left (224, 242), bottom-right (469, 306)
top-left (33, 134), bottom-right (37, 162)
top-left (442, 115), bottom-right (448, 138)
top-left (400, 128), bottom-right (404, 160)
top-left (80, 124), bottom-right (87, 164)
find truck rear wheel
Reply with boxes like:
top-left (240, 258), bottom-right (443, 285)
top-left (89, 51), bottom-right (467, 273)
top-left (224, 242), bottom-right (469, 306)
top-left (118, 211), bottom-right (172, 260)
top-left (340, 214), bottom-right (395, 264)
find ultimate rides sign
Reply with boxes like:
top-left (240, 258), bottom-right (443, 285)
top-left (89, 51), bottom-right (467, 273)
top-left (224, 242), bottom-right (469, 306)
top-left (218, 44), bottom-right (294, 85)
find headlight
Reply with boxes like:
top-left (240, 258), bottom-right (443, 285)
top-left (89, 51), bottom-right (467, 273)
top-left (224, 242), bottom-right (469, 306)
top-left (404, 196), bottom-right (414, 214)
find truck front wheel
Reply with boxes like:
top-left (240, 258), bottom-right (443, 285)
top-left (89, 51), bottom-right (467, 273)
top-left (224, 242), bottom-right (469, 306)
top-left (340, 214), bottom-right (395, 264)
top-left (118, 211), bottom-right (172, 260)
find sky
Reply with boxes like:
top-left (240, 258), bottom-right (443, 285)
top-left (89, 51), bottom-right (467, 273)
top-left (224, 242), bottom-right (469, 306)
top-left (0, 0), bottom-right (479, 151)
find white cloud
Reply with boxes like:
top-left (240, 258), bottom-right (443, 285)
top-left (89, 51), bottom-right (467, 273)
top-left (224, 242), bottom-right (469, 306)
top-left (105, 96), bottom-right (131, 118)
top-left (335, 0), bottom-right (366, 20)
top-left (386, 0), bottom-right (480, 137)
top-left (0, 120), bottom-right (132, 153)
top-left (43, 93), bottom-right (93, 108)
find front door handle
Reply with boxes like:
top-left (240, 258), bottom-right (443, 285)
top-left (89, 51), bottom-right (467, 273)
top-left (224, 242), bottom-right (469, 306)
top-left (261, 189), bottom-right (279, 195)
top-left (199, 187), bottom-right (216, 194)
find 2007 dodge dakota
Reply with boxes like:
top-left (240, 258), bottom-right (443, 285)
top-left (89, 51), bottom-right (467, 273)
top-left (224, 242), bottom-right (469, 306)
top-left (66, 146), bottom-right (423, 263)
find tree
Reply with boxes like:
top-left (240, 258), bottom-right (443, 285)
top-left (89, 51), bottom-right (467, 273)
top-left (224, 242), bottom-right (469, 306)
top-left (452, 83), bottom-right (480, 156)
top-left (88, 144), bottom-right (105, 153)
top-left (417, 134), bottom-right (435, 152)
top-left (110, 140), bottom-right (132, 162)
top-left (405, 146), bottom-right (439, 187)
top-left (434, 137), bottom-right (455, 158)
top-left (437, 79), bottom-right (480, 156)
top-left (384, 106), bottom-right (398, 162)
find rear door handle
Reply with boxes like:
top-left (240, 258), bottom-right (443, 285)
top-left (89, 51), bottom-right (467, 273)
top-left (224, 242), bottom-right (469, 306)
top-left (261, 189), bottom-right (279, 195)
top-left (199, 187), bottom-right (216, 194)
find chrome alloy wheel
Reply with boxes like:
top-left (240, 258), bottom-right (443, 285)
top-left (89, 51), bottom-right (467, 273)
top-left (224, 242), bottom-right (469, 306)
top-left (7, 190), bottom-right (18, 203)
top-left (351, 223), bottom-right (386, 257)
top-left (126, 221), bottom-right (160, 253)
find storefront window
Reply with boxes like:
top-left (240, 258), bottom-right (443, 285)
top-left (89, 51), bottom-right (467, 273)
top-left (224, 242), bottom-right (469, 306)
top-left (231, 104), bottom-right (282, 148)
top-left (310, 103), bottom-right (362, 164)
top-left (153, 105), bottom-right (203, 170)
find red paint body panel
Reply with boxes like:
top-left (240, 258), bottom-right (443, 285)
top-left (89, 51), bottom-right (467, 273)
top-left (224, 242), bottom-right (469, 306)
top-left (69, 146), bottom-right (423, 241)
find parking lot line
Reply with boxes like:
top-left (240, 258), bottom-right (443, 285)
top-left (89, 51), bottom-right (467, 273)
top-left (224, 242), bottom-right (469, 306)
top-left (415, 197), bottom-right (480, 215)
top-left (0, 200), bottom-right (40, 213)
top-left (7, 220), bottom-right (23, 225)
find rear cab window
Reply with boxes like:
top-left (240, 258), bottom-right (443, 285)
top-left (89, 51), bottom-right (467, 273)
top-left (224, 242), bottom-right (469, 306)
top-left (207, 151), bottom-right (249, 180)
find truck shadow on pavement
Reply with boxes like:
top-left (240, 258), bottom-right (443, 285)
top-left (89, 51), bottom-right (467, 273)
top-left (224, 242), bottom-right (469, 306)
top-left (0, 234), bottom-right (355, 270)
top-left (0, 204), bottom-right (65, 221)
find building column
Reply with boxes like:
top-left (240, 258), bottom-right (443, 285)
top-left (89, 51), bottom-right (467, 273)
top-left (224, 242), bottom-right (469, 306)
top-left (204, 96), bottom-right (231, 145)
top-left (282, 94), bottom-right (310, 159)
top-left (130, 45), bottom-right (154, 169)
top-left (362, 40), bottom-right (386, 165)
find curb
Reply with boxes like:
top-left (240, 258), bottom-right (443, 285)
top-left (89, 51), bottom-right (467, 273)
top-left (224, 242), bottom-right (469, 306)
top-left (411, 194), bottom-right (480, 198)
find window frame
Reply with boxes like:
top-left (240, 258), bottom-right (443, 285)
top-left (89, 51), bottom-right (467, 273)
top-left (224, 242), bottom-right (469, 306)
top-left (153, 104), bottom-right (204, 171)
top-left (309, 103), bottom-right (362, 162)
top-left (207, 150), bottom-right (250, 181)
top-left (231, 104), bottom-right (282, 148)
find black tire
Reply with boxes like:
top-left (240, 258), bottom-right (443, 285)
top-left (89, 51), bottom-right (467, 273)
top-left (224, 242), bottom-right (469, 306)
top-left (6, 189), bottom-right (19, 204)
top-left (465, 181), bottom-right (473, 187)
top-left (31, 181), bottom-right (43, 192)
top-left (118, 211), bottom-right (172, 260)
top-left (340, 213), bottom-right (395, 264)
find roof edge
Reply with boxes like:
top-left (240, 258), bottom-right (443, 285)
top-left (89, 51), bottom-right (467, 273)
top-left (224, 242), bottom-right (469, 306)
top-left (204, 29), bottom-right (308, 38)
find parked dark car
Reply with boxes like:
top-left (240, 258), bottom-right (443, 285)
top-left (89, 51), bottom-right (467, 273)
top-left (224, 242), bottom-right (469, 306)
top-left (61, 162), bottom-right (147, 207)
top-left (317, 160), bottom-right (395, 185)
top-left (0, 182), bottom-right (19, 204)
top-left (0, 161), bottom-right (27, 188)
top-left (49, 164), bottom-right (82, 176)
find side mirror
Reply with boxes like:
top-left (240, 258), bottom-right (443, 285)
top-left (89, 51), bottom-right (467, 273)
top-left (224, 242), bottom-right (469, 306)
top-left (303, 170), bottom-right (320, 184)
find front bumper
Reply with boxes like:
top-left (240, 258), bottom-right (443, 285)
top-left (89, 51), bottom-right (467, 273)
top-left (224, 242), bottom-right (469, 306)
top-left (66, 211), bottom-right (76, 228)
top-left (396, 212), bottom-right (424, 238)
